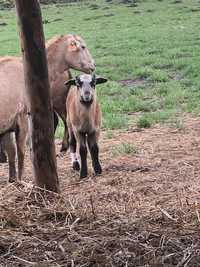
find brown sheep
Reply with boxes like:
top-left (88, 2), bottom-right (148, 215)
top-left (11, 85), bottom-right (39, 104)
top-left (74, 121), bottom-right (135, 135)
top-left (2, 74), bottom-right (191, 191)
top-left (65, 74), bottom-right (107, 179)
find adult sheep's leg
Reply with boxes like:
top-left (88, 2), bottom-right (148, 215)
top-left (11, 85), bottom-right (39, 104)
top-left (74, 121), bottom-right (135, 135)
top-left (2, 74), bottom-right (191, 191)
top-left (75, 132), bottom-right (87, 179)
top-left (53, 111), bottom-right (59, 134)
top-left (54, 103), bottom-right (69, 152)
top-left (60, 119), bottom-right (69, 152)
top-left (87, 132), bottom-right (102, 175)
top-left (16, 130), bottom-right (26, 181)
top-left (2, 133), bottom-right (16, 182)
top-left (69, 128), bottom-right (80, 171)
top-left (0, 140), bottom-right (7, 163)
top-left (16, 116), bottom-right (28, 180)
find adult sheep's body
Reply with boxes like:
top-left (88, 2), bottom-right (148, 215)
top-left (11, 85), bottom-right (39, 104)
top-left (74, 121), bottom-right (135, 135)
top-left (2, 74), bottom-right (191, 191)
top-left (0, 57), bottom-right (25, 135)
top-left (0, 57), bottom-right (27, 181)
top-left (0, 34), bottom-right (95, 181)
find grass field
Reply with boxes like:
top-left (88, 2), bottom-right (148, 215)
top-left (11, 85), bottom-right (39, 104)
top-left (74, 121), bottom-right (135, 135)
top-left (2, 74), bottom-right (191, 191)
top-left (0, 0), bottom-right (200, 133)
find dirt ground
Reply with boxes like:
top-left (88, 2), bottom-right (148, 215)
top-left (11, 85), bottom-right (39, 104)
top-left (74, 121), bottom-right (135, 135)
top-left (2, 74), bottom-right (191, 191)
top-left (1, 115), bottom-right (200, 266)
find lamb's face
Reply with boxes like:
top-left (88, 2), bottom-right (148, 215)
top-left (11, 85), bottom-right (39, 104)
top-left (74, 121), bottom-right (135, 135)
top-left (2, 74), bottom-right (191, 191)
top-left (75, 74), bottom-right (96, 104)
top-left (65, 74), bottom-right (108, 104)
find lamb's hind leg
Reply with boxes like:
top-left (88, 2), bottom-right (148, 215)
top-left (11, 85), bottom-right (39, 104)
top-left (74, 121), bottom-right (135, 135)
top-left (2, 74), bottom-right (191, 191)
top-left (69, 128), bottom-right (80, 171)
top-left (87, 132), bottom-right (102, 175)
top-left (1, 133), bottom-right (16, 182)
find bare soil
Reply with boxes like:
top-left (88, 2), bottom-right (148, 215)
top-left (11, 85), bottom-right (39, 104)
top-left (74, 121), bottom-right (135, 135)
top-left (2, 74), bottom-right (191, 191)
top-left (1, 115), bottom-right (200, 266)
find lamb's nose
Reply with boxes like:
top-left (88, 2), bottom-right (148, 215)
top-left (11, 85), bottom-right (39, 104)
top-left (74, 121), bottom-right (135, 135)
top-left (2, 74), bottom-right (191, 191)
top-left (85, 91), bottom-right (90, 96)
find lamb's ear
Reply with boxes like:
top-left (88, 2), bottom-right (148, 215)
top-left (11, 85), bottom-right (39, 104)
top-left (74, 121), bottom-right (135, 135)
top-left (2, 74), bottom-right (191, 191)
top-left (96, 76), bottom-right (108, 85)
top-left (64, 79), bottom-right (76, 86)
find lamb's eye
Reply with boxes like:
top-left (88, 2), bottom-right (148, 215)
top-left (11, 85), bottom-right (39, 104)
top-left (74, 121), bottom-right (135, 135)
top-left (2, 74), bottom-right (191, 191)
top-left (90, 82), bottom-right (95, 88)
top-left (81, 45), bottom-right (86, 50)
top-left (76, 82), bottom-right (83, 89)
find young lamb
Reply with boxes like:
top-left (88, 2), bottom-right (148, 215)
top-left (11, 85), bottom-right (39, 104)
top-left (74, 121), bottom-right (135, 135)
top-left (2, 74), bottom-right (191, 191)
top-left (65, 74), bottom-right (107, 179)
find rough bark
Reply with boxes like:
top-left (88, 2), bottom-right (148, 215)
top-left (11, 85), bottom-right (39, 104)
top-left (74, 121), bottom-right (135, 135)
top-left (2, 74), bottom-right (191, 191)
top-left (15, 0), bottom-right (60, 193)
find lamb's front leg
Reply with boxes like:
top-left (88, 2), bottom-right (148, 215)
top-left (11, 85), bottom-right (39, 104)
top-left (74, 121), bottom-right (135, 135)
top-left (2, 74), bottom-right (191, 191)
top-left (69, 129), bottom-right (80, 171)
top-left (75, 132), bottom-right (88, 179)
top-left (87, 132), bottom-right (102, 175)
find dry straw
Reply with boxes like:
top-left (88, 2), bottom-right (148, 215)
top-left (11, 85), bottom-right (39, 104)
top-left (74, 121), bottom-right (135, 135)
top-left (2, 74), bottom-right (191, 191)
top-left (0, 178), bottom-right (200, 266)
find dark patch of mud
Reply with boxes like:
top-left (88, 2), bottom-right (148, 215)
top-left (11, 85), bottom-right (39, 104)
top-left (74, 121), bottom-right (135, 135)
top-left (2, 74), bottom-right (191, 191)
top-left (89, 4), bottom-right (100, 10)
top-left (119, 78), bottom-right (146, 87)
top-left (84, 13), bottom-right (114, 21)
top-left (171, 0), bottom-right (182, 3)
top-left (0, 22), bottom-right (7, 26)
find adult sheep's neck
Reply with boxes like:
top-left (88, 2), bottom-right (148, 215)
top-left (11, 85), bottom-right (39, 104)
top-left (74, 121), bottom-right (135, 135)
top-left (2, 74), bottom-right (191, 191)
top-left (47, 41), bottom-right (69, 83)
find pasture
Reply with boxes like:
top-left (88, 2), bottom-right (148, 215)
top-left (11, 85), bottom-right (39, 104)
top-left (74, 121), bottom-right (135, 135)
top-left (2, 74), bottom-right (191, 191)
top-left (1, 0), bottom-right (200, 266)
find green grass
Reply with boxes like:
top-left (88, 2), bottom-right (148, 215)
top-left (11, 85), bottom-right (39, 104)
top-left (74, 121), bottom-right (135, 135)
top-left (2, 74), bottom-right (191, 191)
top-left (169, 118), bottom-right (184, 130)
top-left (137, 116), bottom-right (151, 129)
top-left (112, 142), bottom-right (138, 157)
top-left (105, 130), bottom-right (114, 139)
top-left (1, 0), bottom-right (200, 136)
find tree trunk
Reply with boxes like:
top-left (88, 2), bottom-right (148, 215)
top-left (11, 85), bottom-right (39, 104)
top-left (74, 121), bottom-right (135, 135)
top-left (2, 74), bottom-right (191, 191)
top-left (15, 0), bottom-right (60, 193)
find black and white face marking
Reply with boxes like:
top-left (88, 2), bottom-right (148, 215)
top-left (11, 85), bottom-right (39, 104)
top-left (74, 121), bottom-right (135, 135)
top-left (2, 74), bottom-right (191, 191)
top-left (76, 74), bottom-right (96, 104)
top-left (64, 74), bottom-right (108, 103)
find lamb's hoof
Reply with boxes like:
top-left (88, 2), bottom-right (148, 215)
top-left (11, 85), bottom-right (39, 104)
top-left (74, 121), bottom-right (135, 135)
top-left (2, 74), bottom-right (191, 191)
top-left (94, 165), bottom-right (102, 175)
top-left (73, 161), bottom-right (80, 171)
top-left (80, 171), bottom-right (88, 179)
top-left (8, 178), bottom-right (16, 183)
top-left (0, 152), bottom-right (7, 163)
